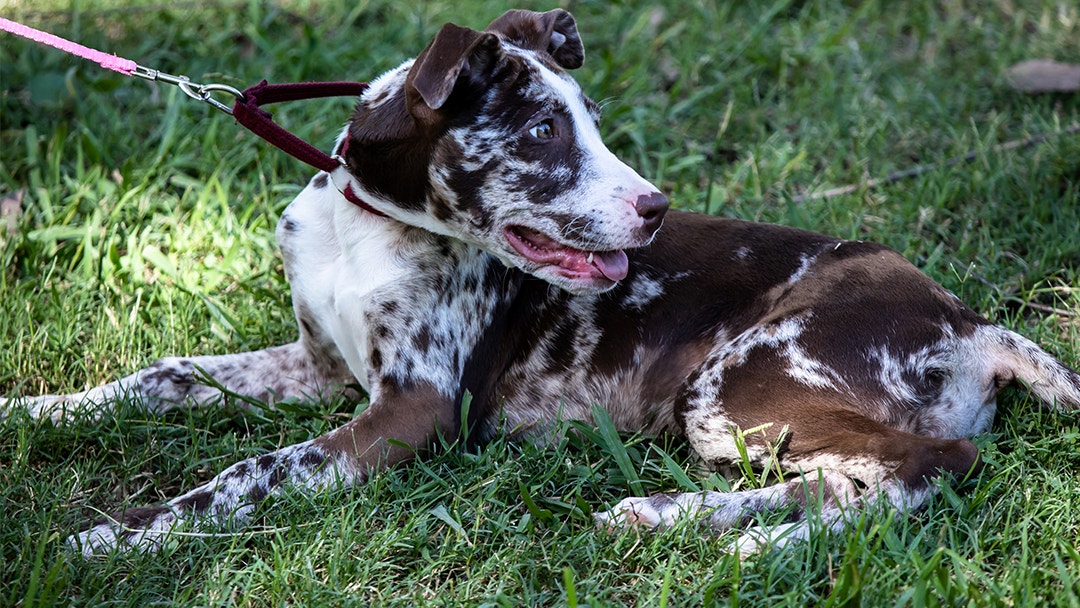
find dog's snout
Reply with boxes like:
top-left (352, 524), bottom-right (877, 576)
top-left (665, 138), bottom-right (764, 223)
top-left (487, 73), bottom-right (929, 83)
top-left (635, 192), bottom-right (669, 234)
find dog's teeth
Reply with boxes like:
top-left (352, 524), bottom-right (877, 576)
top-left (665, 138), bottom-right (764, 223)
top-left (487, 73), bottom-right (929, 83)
top-left (587, 253), bottom-right (594, 264)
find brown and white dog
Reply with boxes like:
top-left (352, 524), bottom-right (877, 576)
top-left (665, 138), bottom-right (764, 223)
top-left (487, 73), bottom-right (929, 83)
top-left (4, 9), bottom-right (1079, 557)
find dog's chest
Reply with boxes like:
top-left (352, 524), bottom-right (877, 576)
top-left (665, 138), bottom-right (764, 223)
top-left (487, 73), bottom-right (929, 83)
top-left (279, 177), bottom-right (508, 398)
top-left (278, 179), bottom-right (405, 389)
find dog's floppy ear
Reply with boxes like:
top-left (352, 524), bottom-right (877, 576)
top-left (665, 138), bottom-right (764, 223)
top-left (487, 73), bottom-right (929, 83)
top-left (485, 9), bottom-right (584, 70)
top-left (406, 23), bottom-right (501, 116)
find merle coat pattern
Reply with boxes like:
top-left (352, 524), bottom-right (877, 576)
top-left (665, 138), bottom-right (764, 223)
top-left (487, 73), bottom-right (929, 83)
top-left (3, 9), bottom-right (1079, 557)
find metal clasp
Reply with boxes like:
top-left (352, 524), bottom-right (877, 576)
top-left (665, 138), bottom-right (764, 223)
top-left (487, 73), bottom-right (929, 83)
top-left (131, 64), bottom-right (244, 115)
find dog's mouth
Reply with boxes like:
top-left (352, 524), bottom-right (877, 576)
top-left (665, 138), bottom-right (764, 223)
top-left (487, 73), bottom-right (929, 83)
top-left (505, 226), bottom-right (629, 283)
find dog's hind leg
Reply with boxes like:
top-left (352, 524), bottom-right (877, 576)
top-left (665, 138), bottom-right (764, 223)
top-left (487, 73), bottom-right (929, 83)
top-left (595, 468), bottom-right (860, 548)
top-left (597, 331), bottom-right (983, 554)
top-left (598, 405), bottom-right (980, 555)
top-left (1, 340), bottom-right (358, 422)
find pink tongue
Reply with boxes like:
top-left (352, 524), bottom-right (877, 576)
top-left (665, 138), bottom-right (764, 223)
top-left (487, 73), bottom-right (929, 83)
top-left (591, 250), bottom-right (629, 281)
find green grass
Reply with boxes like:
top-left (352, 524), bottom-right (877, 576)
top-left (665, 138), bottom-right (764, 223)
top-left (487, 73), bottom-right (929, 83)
top-left (2, 0), bottom-right (1079, 605)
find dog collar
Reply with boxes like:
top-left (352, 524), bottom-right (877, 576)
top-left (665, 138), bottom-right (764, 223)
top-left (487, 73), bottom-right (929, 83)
top-left (342, 184), bottom-right (386, 217)
top-left (328, 136), bottom-right (389, 218)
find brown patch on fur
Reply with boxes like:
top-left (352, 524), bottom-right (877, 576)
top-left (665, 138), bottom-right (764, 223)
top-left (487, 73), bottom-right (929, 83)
top-left (314, 380), bottom-right (459, 472)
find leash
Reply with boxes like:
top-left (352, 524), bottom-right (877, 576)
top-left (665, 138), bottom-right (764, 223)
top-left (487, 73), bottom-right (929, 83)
top-left (1, 17), bottom-right (386, 217)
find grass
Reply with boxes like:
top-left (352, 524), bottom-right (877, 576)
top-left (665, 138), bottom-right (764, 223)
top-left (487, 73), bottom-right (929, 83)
top-left (1, 0), bottom-right (1079, 605)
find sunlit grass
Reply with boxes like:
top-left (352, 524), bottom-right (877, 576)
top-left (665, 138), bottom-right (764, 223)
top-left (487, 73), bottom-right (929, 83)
top-left (1, 0), bottom-right (1078, 605)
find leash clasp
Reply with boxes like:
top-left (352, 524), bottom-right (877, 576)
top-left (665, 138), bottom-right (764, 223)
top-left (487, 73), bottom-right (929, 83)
top-left (132, 64), bottom-right (244, 115)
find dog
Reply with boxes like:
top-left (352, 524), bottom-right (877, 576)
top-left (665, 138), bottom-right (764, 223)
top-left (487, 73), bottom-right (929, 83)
top-left (3, 9), bottom-right (1079, 557)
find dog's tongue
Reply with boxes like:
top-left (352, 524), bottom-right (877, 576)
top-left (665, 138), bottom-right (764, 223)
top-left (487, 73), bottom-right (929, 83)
top-left (506, 226), bottom-right (629, 283)
top-left (590, 250), bottom-right (629, 281)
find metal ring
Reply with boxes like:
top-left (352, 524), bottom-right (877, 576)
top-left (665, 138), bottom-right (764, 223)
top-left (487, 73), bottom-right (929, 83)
top-left (175, 80), bottom-right (242, 115)
top-left (175, 79), bottom-right (202, 101)
top-left (131, 65), bottom-right (243, 115)
top-left (197, 83), bottom-right (244, 115)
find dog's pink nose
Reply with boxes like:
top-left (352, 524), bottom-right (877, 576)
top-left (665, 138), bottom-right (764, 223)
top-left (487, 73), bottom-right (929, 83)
top-left (635, 192), bottom-right (668, 234)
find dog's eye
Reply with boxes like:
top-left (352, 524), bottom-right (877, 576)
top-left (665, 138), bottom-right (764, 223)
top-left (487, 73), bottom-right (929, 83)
top-left (529, 120), bottom-right (555, 140)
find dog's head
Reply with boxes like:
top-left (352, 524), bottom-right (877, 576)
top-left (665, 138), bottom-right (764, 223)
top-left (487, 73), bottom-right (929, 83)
top-left (335, 9), bottom-right (668, 294)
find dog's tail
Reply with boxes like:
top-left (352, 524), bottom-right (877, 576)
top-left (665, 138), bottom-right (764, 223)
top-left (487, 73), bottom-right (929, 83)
top-left (977, 324), bottom-right (1080, 411)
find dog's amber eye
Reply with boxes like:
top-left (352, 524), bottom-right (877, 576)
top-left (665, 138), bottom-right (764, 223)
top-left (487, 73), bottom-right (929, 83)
top-left (529, 120), bottom-right (555, 140)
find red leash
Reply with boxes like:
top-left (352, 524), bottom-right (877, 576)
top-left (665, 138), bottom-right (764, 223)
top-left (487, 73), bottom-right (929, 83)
top-left (232, 80), bottom-right (367, 173)
top-left (231, 81), bottom-right (388, 218)
top-left (2, 17), bottom-right (386, 218)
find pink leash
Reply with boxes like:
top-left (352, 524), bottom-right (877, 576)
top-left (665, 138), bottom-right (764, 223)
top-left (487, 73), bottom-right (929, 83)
top-left (0, 17), bottom-right (137, 75)
top-left (1, 16), bottom-right (385, 217)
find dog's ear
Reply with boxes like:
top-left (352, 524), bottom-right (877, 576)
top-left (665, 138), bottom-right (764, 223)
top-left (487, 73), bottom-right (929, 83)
top-left (406, 23), bottom-right (501, 116)
top-left (485, 9), bottom-right (584, 70)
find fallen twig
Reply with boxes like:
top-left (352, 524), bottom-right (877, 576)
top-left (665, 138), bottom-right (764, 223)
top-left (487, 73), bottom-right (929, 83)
top-left (1012, 300), bottom-right (1078, 319)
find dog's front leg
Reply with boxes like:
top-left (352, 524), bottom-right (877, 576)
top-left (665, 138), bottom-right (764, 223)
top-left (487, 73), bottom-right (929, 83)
top-left (1, 341), bottom-right (358, 422)
top-left (69, 238), bottom-right (506, 555)
top-left (70, 379), bottom-right (458, 556)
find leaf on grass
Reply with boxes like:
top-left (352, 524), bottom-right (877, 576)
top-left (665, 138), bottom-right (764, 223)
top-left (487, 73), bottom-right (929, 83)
top-left (1, 189), bottom-right (23, 238)
top-left (591, 404), bottom-right (645, 495)
top-left (429, 504), bottom-right (471, 545)
top-left (1006, 59), bottom-right (1080, 93)
top-left (654, 445), bottom-right (700, 492)
top-left (518, 481), bottom-right (554, 525)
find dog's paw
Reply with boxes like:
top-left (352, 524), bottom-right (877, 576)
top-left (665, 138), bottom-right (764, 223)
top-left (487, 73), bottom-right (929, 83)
top-left (594, 496), bottom-right (672, 531)
top-left (595, 492), bottom-right (714, 531)
top-left (0, 395), bottom-right (15, 421)
top-left (1, 394), bottom-right (84, 423)
top-left (67, 507), bottom-right (181, 557)
top-left (67, 522), bottom-right (126, 557)
top-left (724, 522), bottom-right (806, 557)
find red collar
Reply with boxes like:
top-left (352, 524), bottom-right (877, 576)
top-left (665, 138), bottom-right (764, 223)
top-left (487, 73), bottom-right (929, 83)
top-left (334, 136), bottom-right (387, 217)
top-left (341, 182), bottom-right (386, 217)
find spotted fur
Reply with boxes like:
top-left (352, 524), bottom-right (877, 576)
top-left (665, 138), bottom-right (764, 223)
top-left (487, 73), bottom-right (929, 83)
top-left (3, 9), bottom-right (1078, 558)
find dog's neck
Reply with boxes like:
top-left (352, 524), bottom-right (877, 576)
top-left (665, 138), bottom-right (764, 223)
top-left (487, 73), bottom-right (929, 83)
top-left (332, 136), bottom-right (388, 218)
top-left (341, 63), bottom-right (433, 216)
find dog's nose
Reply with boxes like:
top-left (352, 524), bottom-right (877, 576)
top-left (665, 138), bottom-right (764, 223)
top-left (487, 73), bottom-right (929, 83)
top-left (635, 192), bottom-right (668, 234)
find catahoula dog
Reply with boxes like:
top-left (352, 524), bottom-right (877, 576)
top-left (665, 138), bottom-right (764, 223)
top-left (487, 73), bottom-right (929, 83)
top-left (4, 9), bottom-right (1078, 556)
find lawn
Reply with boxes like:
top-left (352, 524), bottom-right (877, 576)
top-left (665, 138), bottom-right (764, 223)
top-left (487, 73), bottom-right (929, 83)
top-left (2, 0), bottom-right (1079, 605)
